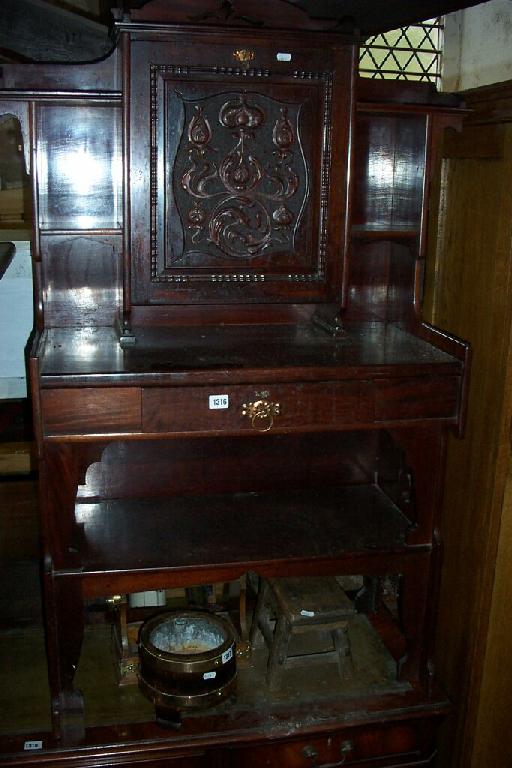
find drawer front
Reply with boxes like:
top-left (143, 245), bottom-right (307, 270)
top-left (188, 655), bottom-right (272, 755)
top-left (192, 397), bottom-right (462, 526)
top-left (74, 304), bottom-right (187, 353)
top-left (142, 382), bottom-right (373, 435)
top-left (375, 376), bottom-right (460, 422)
top-left (40, 376), bottom-right (460, 438)
top-left (229, 721), bottom-right (428, 767)
top-left (42, 388), bottom-right (142, 435)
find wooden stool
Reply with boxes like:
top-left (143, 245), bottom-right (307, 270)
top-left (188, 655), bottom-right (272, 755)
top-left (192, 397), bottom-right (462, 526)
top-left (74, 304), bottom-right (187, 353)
top-left (250, 576), bottom-right (356, 690)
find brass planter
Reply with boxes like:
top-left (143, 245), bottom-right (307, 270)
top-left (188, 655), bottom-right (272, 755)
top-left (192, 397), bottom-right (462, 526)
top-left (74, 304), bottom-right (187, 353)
top-left (139, 611), bottom-right (237, 718)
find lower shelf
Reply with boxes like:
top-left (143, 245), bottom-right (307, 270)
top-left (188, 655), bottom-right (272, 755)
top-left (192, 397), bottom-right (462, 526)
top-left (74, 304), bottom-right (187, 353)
top-left (1, 617), bottom-right (449, 766)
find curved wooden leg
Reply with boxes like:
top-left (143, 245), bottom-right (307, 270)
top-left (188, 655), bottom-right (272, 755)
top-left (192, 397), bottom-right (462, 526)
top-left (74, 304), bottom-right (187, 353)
top-left (398, 554), bottom-right (431, 684)
top-left (39, 443), bottom-right (105, 742)
top-left (44, 570), bottom-right (85, 743)
top-left (56, 689), bottom-right (85, 745)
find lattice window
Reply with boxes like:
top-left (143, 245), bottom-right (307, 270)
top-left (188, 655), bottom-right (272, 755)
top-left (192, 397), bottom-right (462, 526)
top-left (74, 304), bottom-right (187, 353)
top-left (359, 18), bottom-right (443, 85)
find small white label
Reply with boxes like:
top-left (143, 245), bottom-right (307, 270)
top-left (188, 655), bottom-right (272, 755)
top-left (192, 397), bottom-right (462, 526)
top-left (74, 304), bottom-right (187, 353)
top-left (222, 646), bottom-right (234, 664)
top-left (209, 394), bottom-right (229, 410)
top-left (277, 52), bottom-right (292, 62)
top-left (203, 671), bottom-right (217, 680)
top-left (300, 609), bottom-right (315, 617)
top-left (24, 741), bottom-right (43, 751)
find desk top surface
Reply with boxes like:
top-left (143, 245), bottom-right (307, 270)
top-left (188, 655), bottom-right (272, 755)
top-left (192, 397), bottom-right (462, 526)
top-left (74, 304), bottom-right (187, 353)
top-left (36, 322), bottom-right (461, 387)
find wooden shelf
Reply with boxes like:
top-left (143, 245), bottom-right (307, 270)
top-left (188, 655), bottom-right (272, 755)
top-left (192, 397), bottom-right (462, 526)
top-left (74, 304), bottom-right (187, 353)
top-left (39, 227), bottom-right (123, 235)
top-left (351, 225), bottom-right (419, 241)
top-left (65, 485), bottom-right (413, 584)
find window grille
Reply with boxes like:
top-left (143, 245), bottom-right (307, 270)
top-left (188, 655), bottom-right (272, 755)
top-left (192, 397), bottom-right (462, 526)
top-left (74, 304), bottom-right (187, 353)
top-left (359, 18), bottom-right (443, 85)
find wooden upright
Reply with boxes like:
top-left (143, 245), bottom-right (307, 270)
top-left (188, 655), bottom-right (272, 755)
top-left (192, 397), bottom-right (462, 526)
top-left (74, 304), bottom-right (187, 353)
top-left (425, 80), bottom-right (512, 768)
top-left (0, 1), bottom-right (470, 765)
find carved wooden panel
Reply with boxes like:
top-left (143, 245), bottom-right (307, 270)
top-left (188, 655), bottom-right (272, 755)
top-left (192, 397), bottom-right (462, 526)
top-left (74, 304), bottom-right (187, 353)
top-left (163, 85), bottom-right (309, 271)
top-left (151, 68), bottom-right (330, 296)
top-left (129, 38), bottom-right (353, 306)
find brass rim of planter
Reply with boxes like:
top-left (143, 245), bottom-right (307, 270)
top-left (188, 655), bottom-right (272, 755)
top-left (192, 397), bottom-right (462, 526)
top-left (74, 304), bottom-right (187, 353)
top-left (139, 611), bottom-right (236, 674)
top-left (138, 673), bottom-right (237, 710)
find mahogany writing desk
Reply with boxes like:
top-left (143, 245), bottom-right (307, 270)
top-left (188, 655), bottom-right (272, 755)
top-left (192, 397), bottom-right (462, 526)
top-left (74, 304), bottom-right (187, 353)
top-left (0, 1), bottom-right (469, 764)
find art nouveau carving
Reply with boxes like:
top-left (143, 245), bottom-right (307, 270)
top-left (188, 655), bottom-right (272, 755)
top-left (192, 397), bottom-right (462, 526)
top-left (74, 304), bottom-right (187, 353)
top-left (147, 63), bottom-right (334, 293)
top-left (173, 92), bottom-right (306, 263)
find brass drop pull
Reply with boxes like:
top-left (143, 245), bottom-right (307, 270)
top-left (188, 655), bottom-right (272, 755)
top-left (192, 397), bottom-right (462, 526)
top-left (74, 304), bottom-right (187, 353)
top-left (301, 740), bottom-right (354, 767)
top-left (242, 399), bottom-right (281, 432)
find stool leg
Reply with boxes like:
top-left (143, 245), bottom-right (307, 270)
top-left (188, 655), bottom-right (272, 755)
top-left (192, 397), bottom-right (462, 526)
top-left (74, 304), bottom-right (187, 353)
top-left (250, 578), bottom-right (269, 648)
top-left (238, 575), bottom-right (251, 658)
top-left (333, 626), bottom-right (354, 680)
top-left (266, 615), bottom-right (291, 690)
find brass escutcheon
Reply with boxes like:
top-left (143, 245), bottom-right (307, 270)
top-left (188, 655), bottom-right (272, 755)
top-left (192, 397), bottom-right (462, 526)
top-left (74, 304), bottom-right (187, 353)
top-left (233, 49), bottom-right (256, 63)
top-left (242, 399), bottom-right (281, 432)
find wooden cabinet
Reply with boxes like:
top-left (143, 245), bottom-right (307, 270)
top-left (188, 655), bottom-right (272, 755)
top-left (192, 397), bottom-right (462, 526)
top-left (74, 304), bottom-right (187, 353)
top-left (0, 1), bottom-right (470, 765)
top-left (127, 33), bottom-right (353, 307)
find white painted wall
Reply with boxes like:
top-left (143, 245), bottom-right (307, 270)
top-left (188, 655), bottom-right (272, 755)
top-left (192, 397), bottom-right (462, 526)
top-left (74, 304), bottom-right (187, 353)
top-left (0, 241), bottom-right (33, 398)
top-left (443, 0), bottom-right (512, 91)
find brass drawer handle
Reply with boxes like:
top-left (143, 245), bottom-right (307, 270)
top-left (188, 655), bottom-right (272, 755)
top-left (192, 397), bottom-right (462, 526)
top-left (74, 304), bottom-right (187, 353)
top-left (241, 399), bottom-right (280, 432)
top-left (301, 740), bottom-right (354, 767)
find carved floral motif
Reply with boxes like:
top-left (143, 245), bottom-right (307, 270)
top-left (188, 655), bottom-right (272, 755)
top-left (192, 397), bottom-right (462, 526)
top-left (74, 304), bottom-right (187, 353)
top-left (273, 107), bottom-right (294, 150)
top-left (219, 96), bottom-right (265, 129)
top-left (219, 132), bottom-right (263, 194)
top-left (187, 201), bottom-right (207, 243)
top-left (174, 92), bottom-right (306, 262)
top-left (272, 204), bottom-right (294, 227)
top-left (188, 106), bottom-right (212, 149)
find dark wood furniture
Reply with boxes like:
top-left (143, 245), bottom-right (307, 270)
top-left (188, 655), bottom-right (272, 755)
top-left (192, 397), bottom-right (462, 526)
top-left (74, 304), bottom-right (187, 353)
top-left (0, 1), bottom-right (470, 765)
top-left (251, 576), bottom-right (356, 688)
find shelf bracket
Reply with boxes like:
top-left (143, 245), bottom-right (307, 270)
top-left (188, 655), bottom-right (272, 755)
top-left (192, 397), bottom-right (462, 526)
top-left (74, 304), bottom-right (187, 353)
top-left (311, 308), bottom-right (348, 340)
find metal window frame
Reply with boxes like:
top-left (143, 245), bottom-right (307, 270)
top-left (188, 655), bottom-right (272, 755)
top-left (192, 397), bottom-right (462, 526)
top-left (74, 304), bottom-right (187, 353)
top-left (359, 17), bottom-right (444, 85)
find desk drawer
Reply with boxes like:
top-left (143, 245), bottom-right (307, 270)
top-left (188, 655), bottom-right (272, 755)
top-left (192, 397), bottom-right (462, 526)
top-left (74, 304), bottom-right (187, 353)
top-left (231, 720), bottom-right (429, 767)
top-left (40, 376), bottom-right (460, 438)
top-left (42, 388), bottom-right (141, 435)
top-left (375, 376), bottom-right (459, 421)
top-left (142, 382), bottom-right (373, 435)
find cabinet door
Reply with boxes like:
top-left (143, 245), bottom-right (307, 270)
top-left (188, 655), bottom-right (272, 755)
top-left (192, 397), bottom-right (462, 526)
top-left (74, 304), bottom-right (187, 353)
top-left (129, 35), bottom-right (354, 306)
